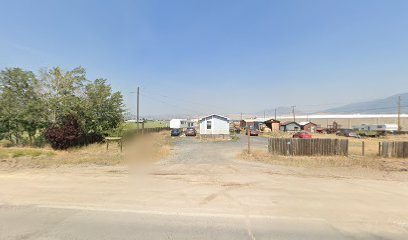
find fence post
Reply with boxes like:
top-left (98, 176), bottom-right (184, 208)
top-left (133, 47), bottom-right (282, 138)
top-left (378, 142), bottom-right (381, 156)
top-left (286, 140), bottom-right (290, 156)
top-left (362, 141), bottom-right (365, 156)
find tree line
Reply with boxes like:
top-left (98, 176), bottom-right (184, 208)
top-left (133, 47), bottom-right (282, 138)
top-left (0, 66), bottom-right (124, 149)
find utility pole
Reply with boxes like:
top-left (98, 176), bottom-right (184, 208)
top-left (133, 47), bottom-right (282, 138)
top-left (274, 108), bottom-right (277, 120)
top-left (247, 123), bottom-right (251, 154)
top-left (397, 95), bottom-right (401, 132)
top-left (137, 87), bottom-right (140, 130)
top-left (291, 106), bottom-right (296, 122)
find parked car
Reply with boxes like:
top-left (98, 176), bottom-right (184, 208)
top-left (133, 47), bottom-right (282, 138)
top-left (336, 129), bottom-right (361, 138)
top-left (170, 128), bottom-right (181, 136)
top-left (336, 129), bottom-right (350, 137)
top-left (347, 132), bottom-right (362, 138)
top-left (245, 128), bottom-right (259, 136)
top-left (292, 131), bottom-right (312, 139)
top-left (185, 127), bottom-right (196, 136)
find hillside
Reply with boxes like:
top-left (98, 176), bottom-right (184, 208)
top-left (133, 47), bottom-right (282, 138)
top-left (325, 93), bottom-right (408, 114)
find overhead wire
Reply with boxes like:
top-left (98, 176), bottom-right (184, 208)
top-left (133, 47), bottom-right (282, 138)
top-left (140, 92), bottom-right (203, 115)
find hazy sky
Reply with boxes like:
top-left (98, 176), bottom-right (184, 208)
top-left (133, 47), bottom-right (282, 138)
top-left (1, 0), bottom-right (408, 116)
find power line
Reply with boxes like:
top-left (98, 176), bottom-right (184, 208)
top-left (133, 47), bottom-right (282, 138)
top-left (272, 104), bottom-right (408, 115)
top-left (142, 89), bottom-right (221, 111)
top-left (140, 92), bottom-right (203, 115)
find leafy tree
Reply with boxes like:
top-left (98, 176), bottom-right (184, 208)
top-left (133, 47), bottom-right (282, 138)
top-left (0, 66), bottom-right (125, 148)
top-left (0, 68), bottom-right (48, 145)
top-left (83, 79), bottom-right (124, 137)
top-left (42, 66), bottom-right (88, 122)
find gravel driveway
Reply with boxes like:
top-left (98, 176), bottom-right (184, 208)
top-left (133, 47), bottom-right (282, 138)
top-left (1, 134), bottom-right (408, 239)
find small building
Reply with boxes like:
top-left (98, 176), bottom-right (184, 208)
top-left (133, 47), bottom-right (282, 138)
top-left (352, 124), bottom-right (398, 132)
top-left (169, 119), bottom-right (194, 129)
top-left (199, 114), bottom-right (230, 135)
top-left (240, 119), bottom-right (265, 130)
top-left (299, 121), bottom-right (318, 133)
top-left (280, 121), bottom-right (301, 132)
top-left (264, 119), bottom-right (281, 132)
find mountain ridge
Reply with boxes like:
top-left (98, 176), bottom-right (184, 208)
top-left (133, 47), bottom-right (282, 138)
top-left (324, 93), bottom-right (408, 114)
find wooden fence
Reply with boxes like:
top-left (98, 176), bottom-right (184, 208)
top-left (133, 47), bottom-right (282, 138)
top-left (379, 141), bottom-right (408, 158)
top-left (130, 127), bottom-right (170, 135)
top-left (268, 138), bottom-right (349, 156)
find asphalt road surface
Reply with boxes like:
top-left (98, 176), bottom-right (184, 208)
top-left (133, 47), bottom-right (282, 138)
top-left (1, 135), bottom-right (407, 239)
top-left (0, 205), bottom-right (349, 240)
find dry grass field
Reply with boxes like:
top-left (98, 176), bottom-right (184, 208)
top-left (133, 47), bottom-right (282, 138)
top-left (0, 131), bottom-right (172, 169)
top-left (241, 150), bottom-right (408, 172)
top-left (250, 132), bottom-right (408, 172)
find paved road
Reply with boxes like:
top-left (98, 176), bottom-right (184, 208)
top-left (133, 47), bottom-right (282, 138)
top-left (1, 135), bottom-right (407, 240)
top-left (0, 205), bottom-right (348, 240)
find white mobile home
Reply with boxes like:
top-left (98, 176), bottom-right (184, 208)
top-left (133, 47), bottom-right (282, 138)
top-left (169, 119), bottom-right (194, 129)
top-left (352, 124), bottom-right (398, 132)
top-left (198, 114), bottom-right (230, 135)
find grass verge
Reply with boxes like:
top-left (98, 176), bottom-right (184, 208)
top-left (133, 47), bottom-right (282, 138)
top-left (0, 131), bottom-right (172, 169)
top-left (240, 150), bottom-right (408, 171)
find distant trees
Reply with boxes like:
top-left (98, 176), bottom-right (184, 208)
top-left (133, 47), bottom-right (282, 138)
top-left (0, 66), bottom-right (124, 149)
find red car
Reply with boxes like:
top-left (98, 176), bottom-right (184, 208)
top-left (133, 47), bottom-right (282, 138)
top-left (245, 128), bottom-right (259, 136)
top-left (292, 131), bottom-right (312, 139)
top-left (185, 127), bottom-right (196, 136)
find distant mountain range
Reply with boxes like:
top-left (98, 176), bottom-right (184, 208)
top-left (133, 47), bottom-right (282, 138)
top-left (324, 93), bottom-right (408, 114)
top-left (137, 93), bottom-right (408, 119)
top-left (256, 93), bottom-right (408, 117)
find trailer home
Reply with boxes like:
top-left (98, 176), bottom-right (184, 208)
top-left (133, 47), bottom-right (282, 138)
top-left (352, 124), bottom-right (398, 132)
top-left (169, 119), bottom-right (194, 129)
top-left (198, 114), bottom-right (229, 135)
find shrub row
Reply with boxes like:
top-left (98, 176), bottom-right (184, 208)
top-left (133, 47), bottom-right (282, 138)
top-left (44, 115), bottom-right (103, 150)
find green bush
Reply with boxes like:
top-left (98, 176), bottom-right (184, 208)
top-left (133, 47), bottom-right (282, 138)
top-left (0, 139), bottom-right (13, 147)
top-left (34, 135), bottom-right (47, 147)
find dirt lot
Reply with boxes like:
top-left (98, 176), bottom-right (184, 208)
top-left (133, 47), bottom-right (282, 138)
top-left (1, 134), bottom-right (408, 239)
